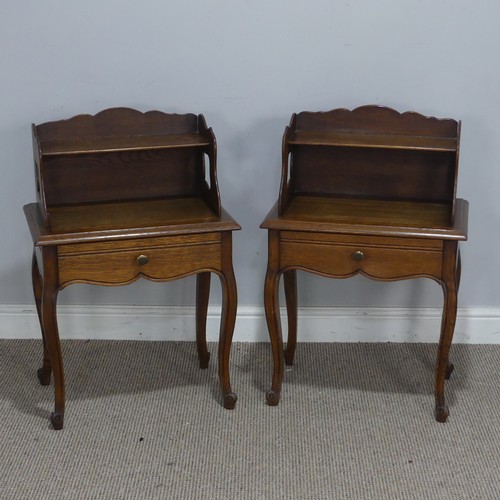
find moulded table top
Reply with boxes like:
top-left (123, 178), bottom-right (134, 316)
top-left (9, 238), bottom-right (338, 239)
top-left (261, 195), bottom-right (468, 240)
top-left (25, 197), bottom-right (240, 246)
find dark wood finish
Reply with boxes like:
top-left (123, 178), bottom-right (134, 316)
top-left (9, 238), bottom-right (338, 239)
top-left (32, 108), bottom-right (221, 225)
top-left (261, 105), bottom-right (468, 422)
top-left (24, 200), bottom-right (237, 246)
top-left (196, 273), bottom-right (211, 369)
top-left (32, 250), bottom-right (51, 386)
top-left (288, 130), bottom-right (457, 151)
top-left (263, 197), bottom-right (468, 239)
top-left (25, 108), bottom-right (240, 429)
top-left (279, 106), bottom-right (461, 219)
top-left (283, 270), bottom-right (297, 366)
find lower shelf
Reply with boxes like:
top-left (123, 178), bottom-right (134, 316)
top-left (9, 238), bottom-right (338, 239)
top-left (261, 195), bottom-right (468, 240)
top-left (49, 197), bottom-right (219, 233)
top-left (25, 197), bottom-right (240, 245)
top-left (285, 195), bottom-right (451, 227)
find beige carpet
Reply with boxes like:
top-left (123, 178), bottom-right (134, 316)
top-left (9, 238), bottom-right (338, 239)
top-left (1, 340), bottom-right (499, 499)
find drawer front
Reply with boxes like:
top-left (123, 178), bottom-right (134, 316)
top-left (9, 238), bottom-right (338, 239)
top-left (280, 235), bottom-right (442, 281)
top-left (58, 238), bottom-right (221, 286)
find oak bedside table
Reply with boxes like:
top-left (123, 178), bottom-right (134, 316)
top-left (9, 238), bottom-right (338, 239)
top-left (261, 105), bottom-right (468, 422)
top-left (24, 108), bottom-right (240, 429)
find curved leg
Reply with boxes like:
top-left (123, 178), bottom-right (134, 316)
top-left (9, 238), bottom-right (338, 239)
top-left (283, 270), bottom-right (297, 366)
top-left (444, 247), bottom-right (461, 381)
top-left (264, 230), bottom-right (284, 406)
top-left (218, 233), bottom-right (238, 409)
top-left (196, 272), bottom-right (211, 369)
top-left (435, 241), bottom-right (458, 423)
top-left (444, 248), bottom-right (461, 382)
top-left (41, 247), bottom-right (65, 430)
top-left (264, 267), bottom-right (284, 406)
top-left (32, 250), bottom-right (51, 385)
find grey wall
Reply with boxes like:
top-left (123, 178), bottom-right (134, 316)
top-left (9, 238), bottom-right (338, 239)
top-left (1, 0), bottom-right (499, 309)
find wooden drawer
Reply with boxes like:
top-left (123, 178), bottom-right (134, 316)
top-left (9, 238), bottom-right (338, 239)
top-left (280, 232), bottom-right (443, 281)
top-left (58, 234), bottom-right (221, 287)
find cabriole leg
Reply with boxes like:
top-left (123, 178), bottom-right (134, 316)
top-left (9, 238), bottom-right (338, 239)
top-left (218, 233), bottom-right (238, 409)
top-left (41, 247), bottom-right (65, 430)
top-left (264, 268), bottom-right (284, 406)
top-left (283, 270), bottom-right (298, 366)
top-left (32, 249), bottom-right (51, 385)
top-left (435, 241), bottom-right (458, 423)
top-left (264, 230), bottom-right (284, 406)
top-left (196, 272), bottom-right (211, 369)
top-left (444, 248), bottom-right (461, 381)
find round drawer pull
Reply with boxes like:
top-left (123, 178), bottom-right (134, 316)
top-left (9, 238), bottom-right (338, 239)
top-left (136, 254), bottom-right (149, 266)
top-left (351, 250), bottom-right (365, 262)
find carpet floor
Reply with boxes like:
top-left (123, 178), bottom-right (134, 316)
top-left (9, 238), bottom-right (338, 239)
top-left (1, 340), bottom-right (499, 499)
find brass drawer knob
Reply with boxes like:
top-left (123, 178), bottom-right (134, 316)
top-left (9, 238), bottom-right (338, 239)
top-left (351, 250), bottom-right (365, 262)
top-left (136, 254), bottom-right (149, 266)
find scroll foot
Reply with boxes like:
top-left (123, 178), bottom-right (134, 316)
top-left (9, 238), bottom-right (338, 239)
top-left (223, 392), bottom-right (237, 410)
top-left (445, 362), bottom-right (454, 380)
top-left (434, 404), bottom-right (449, 423)
top-left (199, 351), bottom-right (210, 370)
top-left (37, 367), bottom-right (51, 386)
top-left (266, 389), bottom-right (280, 406)
top-left (50, 412), bottom-right (64, 430)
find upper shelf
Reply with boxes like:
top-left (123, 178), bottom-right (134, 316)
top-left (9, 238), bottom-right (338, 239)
top-left (40, 133), bottom-right (211, 157)
top-left (288, 130), bottom-right (457, 152)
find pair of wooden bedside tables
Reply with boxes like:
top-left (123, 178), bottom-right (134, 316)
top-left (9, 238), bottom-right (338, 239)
top-left (24, 106), bottom-right (467, 429)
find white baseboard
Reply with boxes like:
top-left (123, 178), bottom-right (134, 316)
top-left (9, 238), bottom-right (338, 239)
top-left (1, 304), bottom-right (500, 344)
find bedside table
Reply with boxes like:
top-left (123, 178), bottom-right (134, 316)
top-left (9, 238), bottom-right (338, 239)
top-left (261, 105), bottom-right (468, 422)
top-left (24, 108), bottom-right (240, 429)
